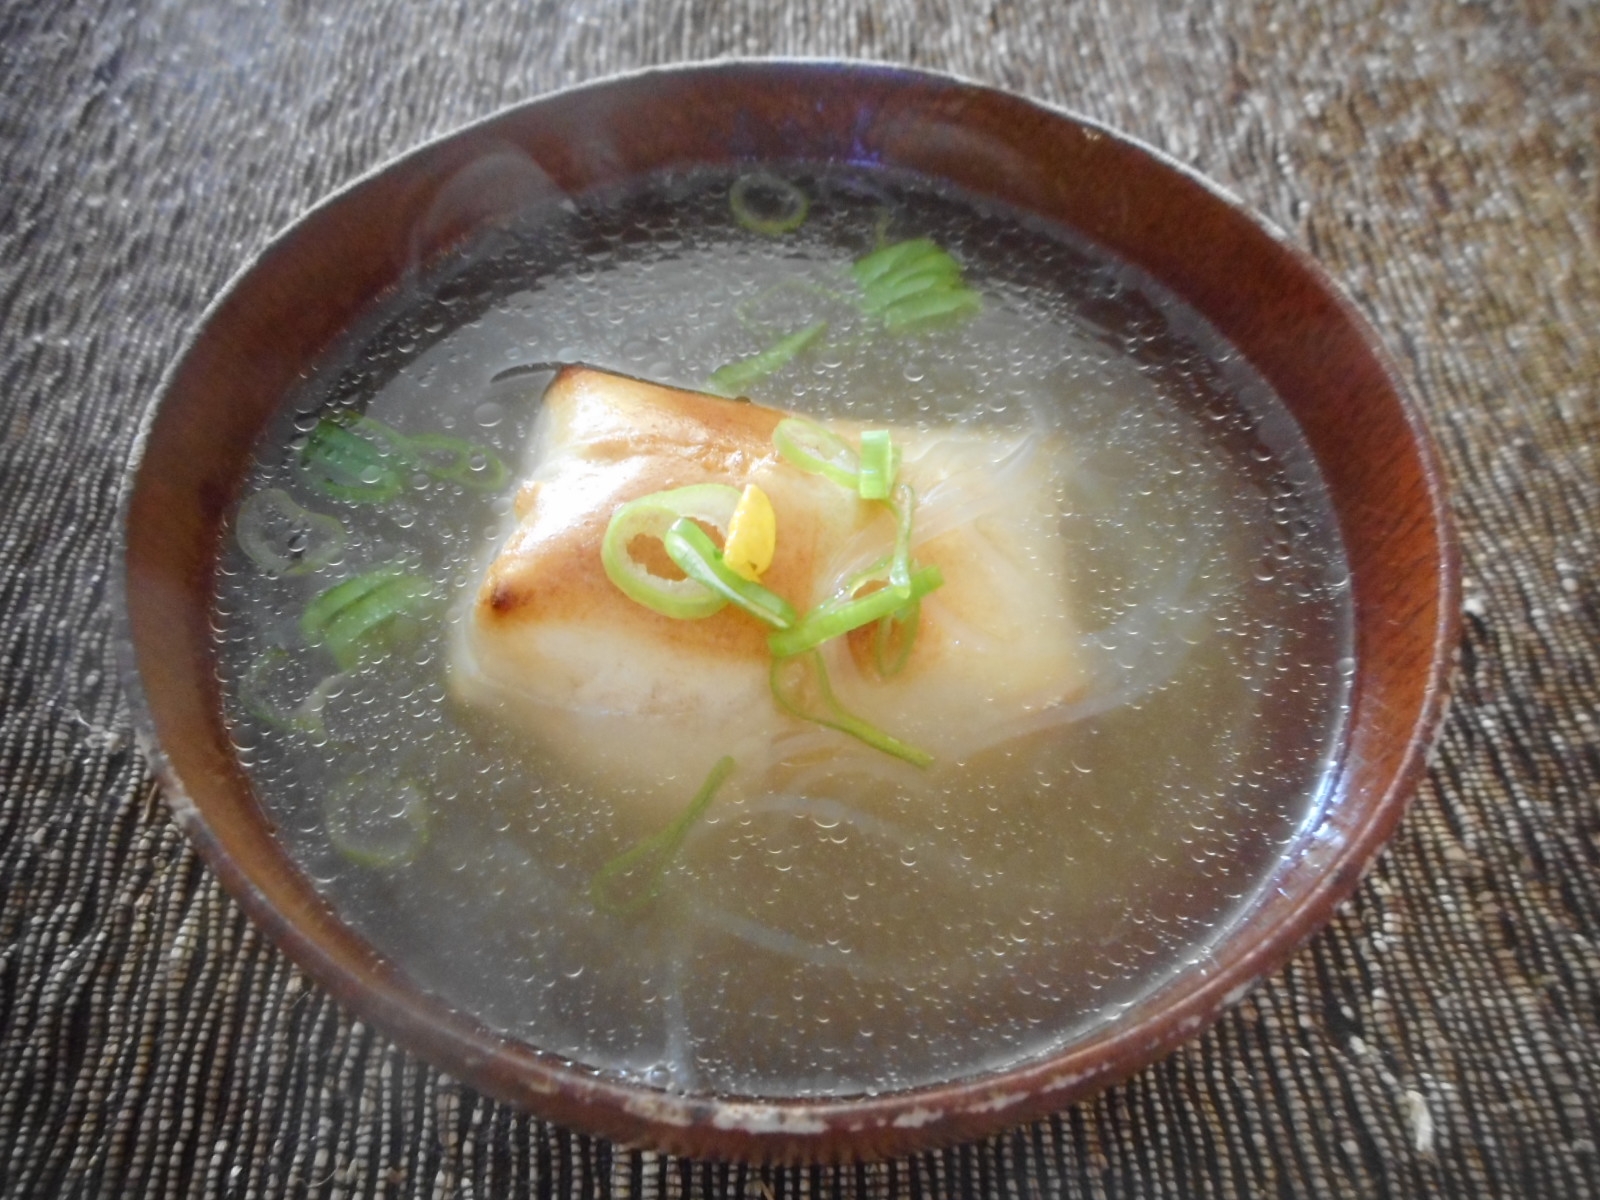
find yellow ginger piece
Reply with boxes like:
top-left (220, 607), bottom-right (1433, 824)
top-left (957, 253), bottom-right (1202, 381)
top-left (722, 484), bottom-right (776, 581)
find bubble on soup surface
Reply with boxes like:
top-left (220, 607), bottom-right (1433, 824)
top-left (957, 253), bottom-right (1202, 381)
top-left (214, 166), bottom-right (1351, 1097)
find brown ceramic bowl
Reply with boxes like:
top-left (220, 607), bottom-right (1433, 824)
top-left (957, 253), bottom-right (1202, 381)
top-left (117, 60), bottom-right (1457, 1162)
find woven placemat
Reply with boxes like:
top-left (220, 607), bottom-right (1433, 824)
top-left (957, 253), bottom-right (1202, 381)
top-left (2, 0), bottom-right (1596, 1195)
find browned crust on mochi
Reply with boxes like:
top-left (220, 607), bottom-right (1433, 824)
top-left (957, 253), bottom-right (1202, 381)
top-left (474, 367), bottom-right (843, 662)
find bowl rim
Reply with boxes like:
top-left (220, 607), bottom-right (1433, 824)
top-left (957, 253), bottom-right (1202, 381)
top-left (114, 56), bottom-right (1461, 1162)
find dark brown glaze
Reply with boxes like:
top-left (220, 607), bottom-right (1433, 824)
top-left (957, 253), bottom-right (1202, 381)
top-left (117, 61), bottom-right (1459, 1163)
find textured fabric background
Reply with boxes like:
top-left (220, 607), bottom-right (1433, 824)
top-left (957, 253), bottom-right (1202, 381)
top-left (2, 0), bottom-right (1596, 1195)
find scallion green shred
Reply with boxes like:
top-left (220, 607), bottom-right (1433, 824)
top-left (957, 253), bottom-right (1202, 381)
top-left (300, 418), bottom-right (407, 503)
top-left (590, 756), bottom-right (736, 917)
top-left (871, 597), bottom-right (922, 679)
top-left (852, 238), bottom-right (939, 288)
top-left (882, 286), bottom-right (983, 333)
top-left (663, 518), bottom-right (796, 630)
top-left (301, 566), bottom-right (435, 670)
top-left (706, 320), bottom-right (828, 397)
top-left (858, 261), bottom-right (963, 315)
top-left (768, 563), bottom-right (943, 659)
top-left (851, 238), bottom-right (982, 334)
top-left (405, 431), bottom-right (510, 492)
top-left (769, 653), bottom-right (932, 767)
top-left (300, 413), bottom-right (507, 502)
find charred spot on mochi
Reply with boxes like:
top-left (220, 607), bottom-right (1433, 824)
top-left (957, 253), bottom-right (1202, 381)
top-left (486, 579), bottom-right (524, 616)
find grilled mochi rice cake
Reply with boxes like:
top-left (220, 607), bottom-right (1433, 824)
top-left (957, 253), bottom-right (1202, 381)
top-left (449, 366), bottom-right (1086, 814)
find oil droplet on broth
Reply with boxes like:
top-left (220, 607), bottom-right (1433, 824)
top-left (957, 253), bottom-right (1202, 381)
top-left (212, 165), bottom-right (1352, 1099)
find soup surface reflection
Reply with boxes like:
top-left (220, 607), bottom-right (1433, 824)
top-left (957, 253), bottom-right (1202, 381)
top-left (214, 168), bottom-right (1352, 1098)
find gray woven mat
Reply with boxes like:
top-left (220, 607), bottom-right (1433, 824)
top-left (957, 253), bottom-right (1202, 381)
top-left (3, 0), bottom-right (1597, 1195)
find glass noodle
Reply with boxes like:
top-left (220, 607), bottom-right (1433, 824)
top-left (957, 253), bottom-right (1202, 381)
top-left (212, 165), bottom-right (1352, 1099)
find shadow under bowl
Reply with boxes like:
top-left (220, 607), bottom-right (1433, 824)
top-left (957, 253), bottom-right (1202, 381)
top-left (118, 60), bottom-right (1458, 1163)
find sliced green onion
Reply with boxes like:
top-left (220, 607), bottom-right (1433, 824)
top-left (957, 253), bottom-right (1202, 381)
top-left (768, 564), bottom-right (944, 659)
top-left (302, 413), bottom-right (507, 501)
top-left (707, 320), bottom-right (828, 397)
top-left (342, 414), bottom-right (415, 461)
top-left (323, 773), bottom-right (431, 868)
top-left (239, 647), bottom-right (343, 736)
top-left (730, 173), bottom-right (809, 236)
top-left (590, 756), bottom-right (736, 917)
top-left (860, 483), bottom-right (925, 677)
top-left (345, 415), bottom-right (510, 492)
top-left (857, 429), bottom-right (898, 500)
top-left (319, 577), bottom-right (432, 668)
top-left (898, 241), bottom-right (961, 273)
top-left (300, 418), bottom-right (407, 503)
top-left (852, 238), bottom-right (939, 288)
top-left (301, 567), bottom-right (434, 670)
top-left (882, 287), bottom-right (983, 334)
top-left (405, 432), bottom-right (510, 492)
top-left (852, 238), bottom-right (983, 335)
top-left (662, 519), bottom-right (796, 630)
top-left (236, 487), bottom-right (345, 577)
top-left (301, 570), bottom-right (396, 639)
top-left (871, 597), bottom-right (922, 678)
top-left (858, 262), bottom-right (964, 314)
top-left (770, 653), bottom-right (932, 767)
top-left (772, 416), bottom-right (860, 490)
top-left (601, 484), bottom-right (742, 620)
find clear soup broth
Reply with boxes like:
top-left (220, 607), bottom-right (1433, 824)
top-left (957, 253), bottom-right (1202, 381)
top-left (215, 167), bottom-right (1351, 1098)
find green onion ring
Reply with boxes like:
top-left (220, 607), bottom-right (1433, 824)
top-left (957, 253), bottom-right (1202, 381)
top-left (406, 432), bottom-right (510, 492)
top-left (239, 648), bottom-right (343, 736)
top-left (323, 773), bottom-right (431, 869)
top-left (301, 569), bottom-right (400, 640)
top-left (729, 173), bottom-right (809, 236)
top-left (320, 577), bottom-right (432, 669)
top-left (601, 484), bottom-right (742, 620)
top-left (343, 415), bottom-right (415, 462)
top-left (302, 413), bottom-right (508, 502)
top-left (772, 417), bottom-right (860, 490)
top-left (236, 487), bottom-right (345, 577)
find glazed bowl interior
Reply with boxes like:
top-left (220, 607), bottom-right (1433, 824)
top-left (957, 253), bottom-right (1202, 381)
top-left (119, 60), bottom-right (1456, 1163)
